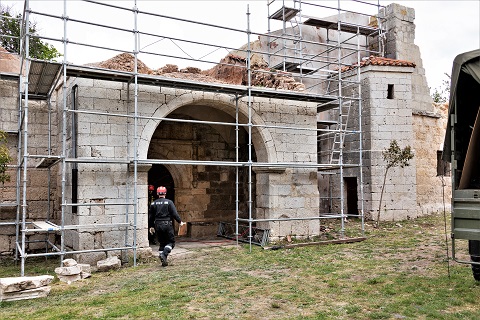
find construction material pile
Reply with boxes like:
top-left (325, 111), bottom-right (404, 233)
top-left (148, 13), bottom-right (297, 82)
top-left (0, 275), bottom-right (53, 301)
top-left (54, 258), bottom-right (91, 284)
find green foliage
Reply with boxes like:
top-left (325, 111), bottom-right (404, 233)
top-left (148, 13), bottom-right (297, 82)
top-left (376, 140), bottom-right (414, 227)
top-left (382, 139), bottom-right (414, 170)
top-left (1, 5), bottom-right (61, 60)
top-left (0, 130), bottom-right (12, 185)
top-left (431, 73), bottom-right (451, 104)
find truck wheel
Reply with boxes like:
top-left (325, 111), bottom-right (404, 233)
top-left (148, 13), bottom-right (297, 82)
top-left (469, 240), bottom-right (480, 281)
top-left (471, 256), bottom-right (480, 281)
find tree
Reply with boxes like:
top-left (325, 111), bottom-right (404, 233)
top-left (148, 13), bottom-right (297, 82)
top-left (1, 5), bottom-right (61, 60)
top-left (375, 140), bottom-right (414, 228)
top-left (0, 130), bottom-right (12, 185)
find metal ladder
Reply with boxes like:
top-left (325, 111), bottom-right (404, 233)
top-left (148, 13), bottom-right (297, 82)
top-left (330, 100), bottom-right (352, 164)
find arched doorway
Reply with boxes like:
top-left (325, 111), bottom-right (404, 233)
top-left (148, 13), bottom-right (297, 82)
top-left (146, 104), bottom-right (257, 238)
top-left (147, 164), bottom-right (174, 244)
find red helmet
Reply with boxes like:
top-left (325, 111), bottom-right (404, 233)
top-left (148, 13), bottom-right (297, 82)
top-left (157, 186), bottom-right (167, 195)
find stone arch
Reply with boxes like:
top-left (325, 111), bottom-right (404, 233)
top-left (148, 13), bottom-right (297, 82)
top-left (138, 90), bottom-right (276, 164)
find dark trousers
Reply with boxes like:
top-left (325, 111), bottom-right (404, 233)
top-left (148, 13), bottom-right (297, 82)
top-left (155, 220), bottom-right (176, 256)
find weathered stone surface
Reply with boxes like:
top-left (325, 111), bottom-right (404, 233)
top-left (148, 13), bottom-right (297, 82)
top-left (55, 265), bottom-right (82, 276)
top-left (96, 256), bottom-right (121, 272)
top-left (57, 274), bottom-right (82, 284)
top-left (78, 263), bottom-right (92, 274)
top-left (62, 258), bottom-right (78, 267)
top-left (80, 272), bottom-right (92, 279)
top-left (0, 286), bottom-right (51, 302)
top-left (0, 275), bottom-right (54, 293)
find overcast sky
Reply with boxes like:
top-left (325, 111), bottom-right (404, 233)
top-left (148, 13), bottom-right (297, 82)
top-left (2, 0), bottom-right (479, 92)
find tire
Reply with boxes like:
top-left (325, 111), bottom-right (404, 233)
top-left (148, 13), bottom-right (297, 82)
top-left (469, 240), bottom-right (480, 281)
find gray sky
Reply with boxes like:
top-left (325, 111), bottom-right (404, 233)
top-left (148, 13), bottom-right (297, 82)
top-left (2, 0), bottom-right (479, 92)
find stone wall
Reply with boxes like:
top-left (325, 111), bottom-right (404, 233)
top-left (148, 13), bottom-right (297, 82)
top-left (413, 104), bottom-right (452, 214)
top-left (379, 3), bottom-right (433, 113)
top-left (0, 77), bottom-right (58, 255)
top-left (49, 76), bottom-right (320, 260)
top-left (335, 65), bottom-right (417, 221)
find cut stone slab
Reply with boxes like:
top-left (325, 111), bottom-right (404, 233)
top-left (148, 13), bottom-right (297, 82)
top-left (78, 264), bottom-right (91, 274)
top-left (0, 275), bottom-right (54, 293)
top-left (0, 286), bottom-right (51, 302)
top-left (57, 274), bottom-right (82, 284)
top-left (55, 265), bottom-right (82, 276)
top-left (80, 272), bottom-right (92, 279)
top-left (62, 258), bottom-right (78, 267)
top-left (96, 256), bottom-right (121, 272)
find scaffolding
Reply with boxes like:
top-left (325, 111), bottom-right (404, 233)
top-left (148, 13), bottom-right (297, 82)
top-left (0, 0), bottom-right (385, 275)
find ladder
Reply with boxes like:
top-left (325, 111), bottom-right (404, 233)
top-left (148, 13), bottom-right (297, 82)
top-left (330, 100), bottom-right (352, 164)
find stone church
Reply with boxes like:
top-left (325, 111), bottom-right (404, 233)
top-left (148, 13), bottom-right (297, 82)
top-left (0, 2), bottom-right (450, 264)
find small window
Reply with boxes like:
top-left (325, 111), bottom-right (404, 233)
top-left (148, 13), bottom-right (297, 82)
top-left (437, 150), bottom-right (451, 176)
top-left (387, 84), bottom-right (394, 99)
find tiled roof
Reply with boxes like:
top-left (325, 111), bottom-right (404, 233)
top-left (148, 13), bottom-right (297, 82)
top-left (340, 55), bottom-right (416, 72)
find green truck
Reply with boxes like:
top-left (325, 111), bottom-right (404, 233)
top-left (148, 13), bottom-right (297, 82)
top-left (443, 49), bottom-right (480, 280)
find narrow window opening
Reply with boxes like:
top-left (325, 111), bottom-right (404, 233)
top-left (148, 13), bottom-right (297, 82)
top-left (387, 84), bottom-right (394, 99)
top-left (437, 150), bottom-right (451, 176)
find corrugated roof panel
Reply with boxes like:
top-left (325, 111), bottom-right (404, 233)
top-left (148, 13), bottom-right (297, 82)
top-left (27, 61), bottom-right (62, 98)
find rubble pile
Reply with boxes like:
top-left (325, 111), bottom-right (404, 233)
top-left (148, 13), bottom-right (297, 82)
top-left (95, 53), bottom-right (153, 74)
top-left (249, 68), bottom-right (306, 91)
top-left (0, 275), bottom-right (53, 301)
top-left (203, 54), bottom-right (246, 85)
top-left (0, 47), bottom-right (21, 73)
top-left (204, 53), bottom-right (305, 91)
top-left (90, 52), bottom-right (306, 91)
top-left (54, 258), bottom-right (91, 284)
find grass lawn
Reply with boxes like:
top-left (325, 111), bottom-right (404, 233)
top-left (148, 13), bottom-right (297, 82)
top-left (1, 213), bottom-right (479, 319)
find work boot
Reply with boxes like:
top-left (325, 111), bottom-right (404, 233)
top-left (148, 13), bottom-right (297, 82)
top-left (159, 252), bottom-right (168, 267)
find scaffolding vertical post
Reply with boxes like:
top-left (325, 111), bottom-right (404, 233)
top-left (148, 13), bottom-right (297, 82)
top-left (246, 5), bottom-right (253, 251)
top-left (336, 0), bottom-right (345, 236)
top-left (19, 0), bottom-right (31, 276)
top-left (59, 0), bottom-right (69, 267)
top-left (357, 26), bottom-right (365, 237)
top-left (14, 5), bottom-right (25, 264)
top-left (235, 96), bottom-right (240, 246)
top-left (132, 0), bottom-right (139, 266)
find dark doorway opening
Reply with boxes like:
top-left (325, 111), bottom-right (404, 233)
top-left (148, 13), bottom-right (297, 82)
top-left (344, 177), bottom-right (359, 216)
top-left (148, 164), bottom-right (175, 244)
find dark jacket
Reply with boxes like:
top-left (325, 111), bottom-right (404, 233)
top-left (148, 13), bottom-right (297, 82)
top-left (149, 197), bottom-right (182, 226)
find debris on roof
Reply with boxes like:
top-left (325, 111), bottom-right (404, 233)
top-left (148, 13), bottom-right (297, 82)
top-left (340, 55), bottom-right (416, 72)
top-left (88, 51), bottom-right (306, 91)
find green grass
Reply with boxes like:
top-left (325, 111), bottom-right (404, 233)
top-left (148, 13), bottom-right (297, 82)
top-left (1, 213), bottom-right (479, 319)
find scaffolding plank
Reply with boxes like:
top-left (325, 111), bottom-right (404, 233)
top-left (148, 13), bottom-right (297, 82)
top-left (303, 18), bottom-right (382, 36)
top-left (317, 101), bottom-right (339, 113)
top-left (269, 7), bottom-right (300, 21)
top-left (32, 221), bottom-right (59, 231)
top-left (36, 157), bottom-right (61, 168)
top-left (27, 60), bottom-right (63, 99)
top-left (271, 61), bottom-right (318, 74)
top-left (317, 120), bottom-right (337, 127)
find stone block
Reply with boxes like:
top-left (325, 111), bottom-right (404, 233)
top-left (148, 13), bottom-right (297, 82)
top-left (63, 258), bottom-right (78, 267)
top-left (97, 256), bottom-right (121, 272)
top-left (55, 265), bottom-right (82, 276)
top-left (75, 251), bottom-right (106, 266)
top-left (0, 275), bottom-right (54, 293)
top-left (0, 286), bottom-right (51, 302)
top-left (57, 274), bottom-right (82, 284)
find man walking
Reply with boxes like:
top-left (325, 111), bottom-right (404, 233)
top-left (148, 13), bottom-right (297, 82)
top-left (149, 186), bottom-right (185, 267)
